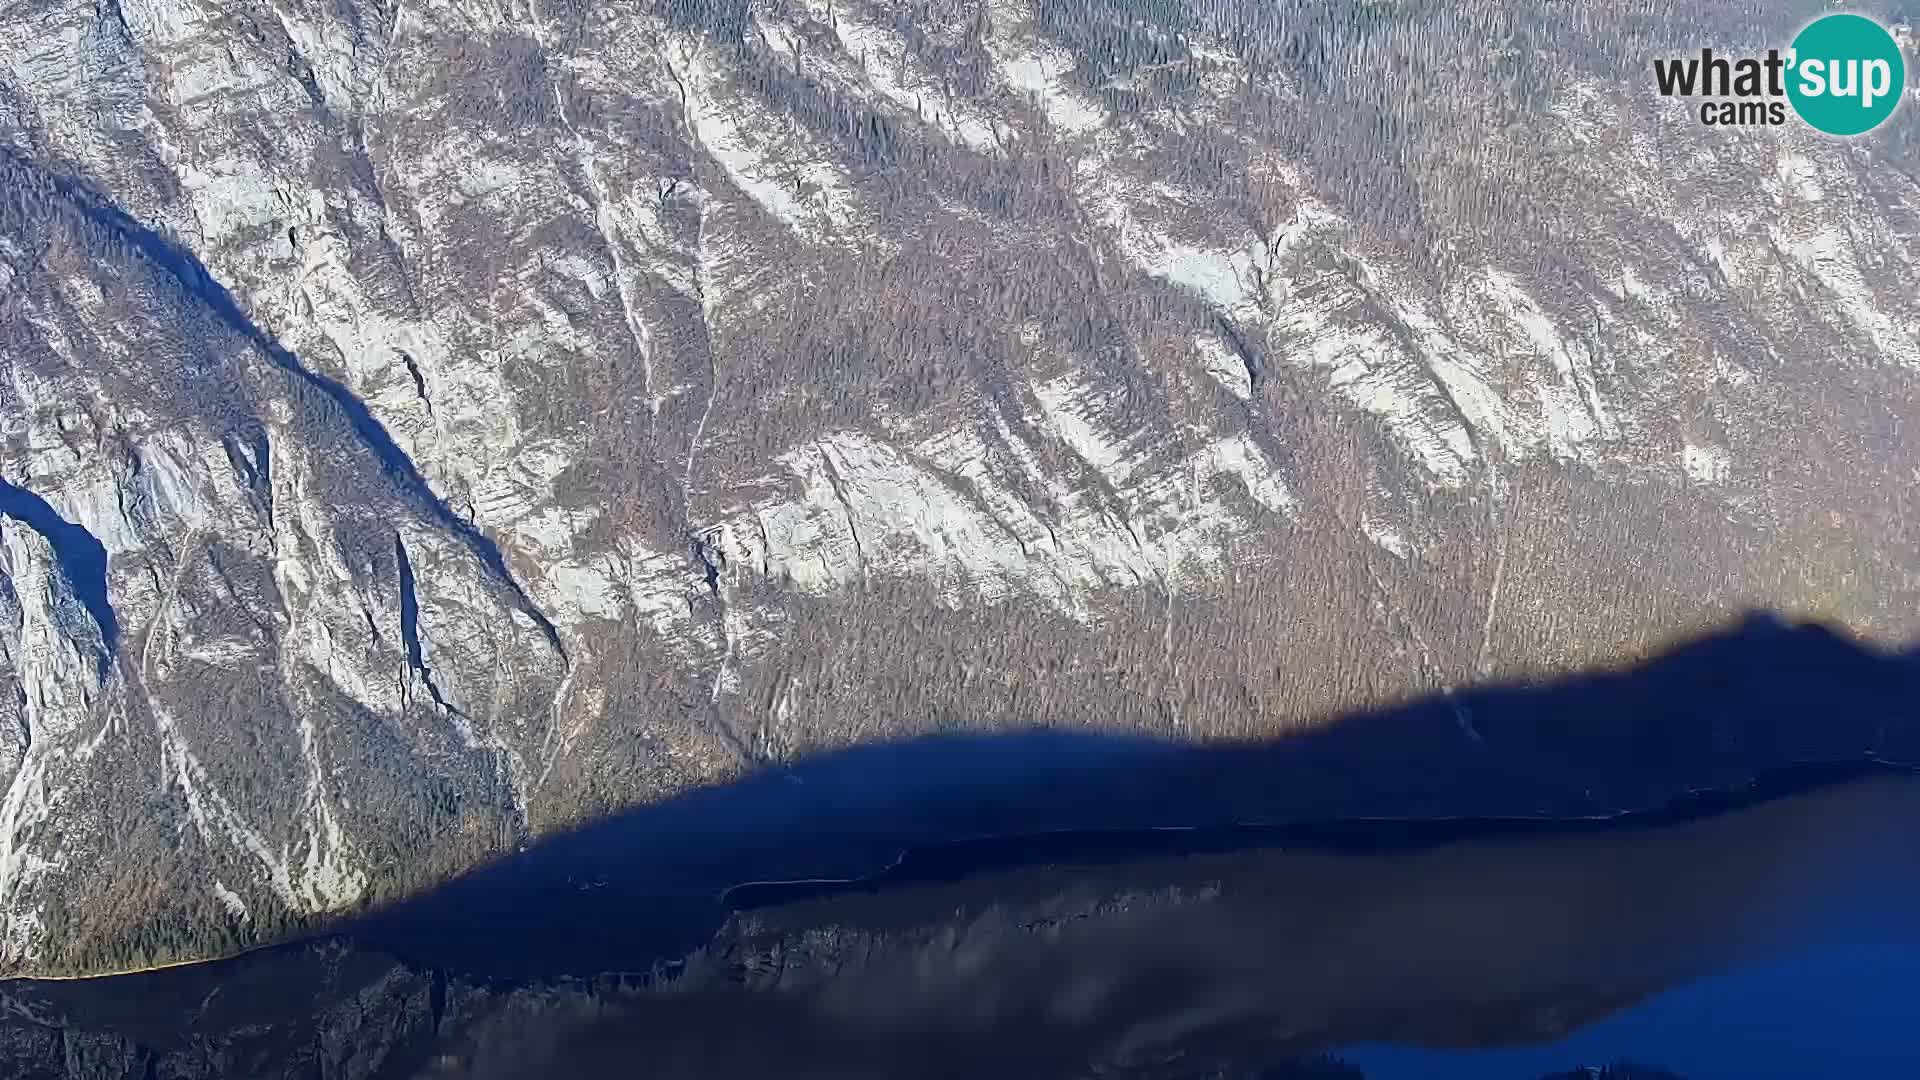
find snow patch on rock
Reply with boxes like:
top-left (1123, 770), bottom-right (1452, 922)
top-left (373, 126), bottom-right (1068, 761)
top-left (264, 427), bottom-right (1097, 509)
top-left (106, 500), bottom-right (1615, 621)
top-left (1193, 334), bottom-right (1253, 401)
top-left (806, 3), bottom-right (999, 150)
top-left (1776, 223), bottom-right (1920, 370)
top-left (1619, 264), bottom-right (1654, 304)
top-left (1204, 433), bottom-right (1296, 516)
top-left (1478, 268), bottom-right (1617, 461)
top-left (681, 40), bottom-right (861, 244)
top-left (700, 403), bottom-right (1296, 625)
top-left (1034, 375), bottom-right (1154, 489)
top-left (1774, 150), bottom-right (1825, 203)
top-left (1088, 182), bottom-right (1268, 318)
top-left (211, 880), bottom-right (248, 920)
top-left (984, 3), bottom-right (1105, 136)
top-left (1681, 441), bottom-right (1731, 486)
top-left (1270, 262), bottom-right (1478, 486)
top-left (1362, 513), bottom-right (1412, 559)
top-left (175, 156), bottom-right (281, 246)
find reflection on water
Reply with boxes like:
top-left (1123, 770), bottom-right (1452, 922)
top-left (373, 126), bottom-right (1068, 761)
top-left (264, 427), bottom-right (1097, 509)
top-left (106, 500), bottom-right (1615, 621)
top-left (3, 771), bottom-right (1915, 1079)
top-left (423, 773), bottom-right (1920, 1079)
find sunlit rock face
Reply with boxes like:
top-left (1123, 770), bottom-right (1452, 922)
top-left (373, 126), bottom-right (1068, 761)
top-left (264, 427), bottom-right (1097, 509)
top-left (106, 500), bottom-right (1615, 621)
top-left (1, 0), bottom-right (1918, 974)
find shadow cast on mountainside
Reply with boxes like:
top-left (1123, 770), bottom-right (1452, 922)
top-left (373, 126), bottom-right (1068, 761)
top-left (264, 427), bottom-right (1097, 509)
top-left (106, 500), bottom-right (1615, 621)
top-left (0, 476), bottom-right (119, 673)
top-left (349, 611), bottom-right (1920, 980)
top-left (0, 146), bottom-right (566, 653)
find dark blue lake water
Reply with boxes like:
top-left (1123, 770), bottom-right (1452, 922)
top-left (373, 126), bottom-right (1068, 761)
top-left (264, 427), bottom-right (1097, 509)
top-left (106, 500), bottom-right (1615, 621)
top-left (10, 770), bottom-right (1918, 1079)
top-left (1354, 942), bottom-right (1920, 1078)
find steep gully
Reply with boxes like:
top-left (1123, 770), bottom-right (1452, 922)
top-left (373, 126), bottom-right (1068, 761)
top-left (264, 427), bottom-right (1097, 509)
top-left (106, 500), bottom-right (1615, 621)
top-left (394, 532), bottom-right (459, 717)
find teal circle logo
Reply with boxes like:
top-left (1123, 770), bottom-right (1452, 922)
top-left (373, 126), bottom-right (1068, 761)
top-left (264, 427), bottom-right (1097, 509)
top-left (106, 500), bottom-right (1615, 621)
top-left (1787, 14), bottom-right (1906, 136)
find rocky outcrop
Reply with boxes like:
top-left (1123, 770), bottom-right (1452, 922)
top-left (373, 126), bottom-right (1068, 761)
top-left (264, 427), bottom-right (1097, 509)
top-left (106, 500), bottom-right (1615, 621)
top-left (0, 154), bottom-right (565, 971)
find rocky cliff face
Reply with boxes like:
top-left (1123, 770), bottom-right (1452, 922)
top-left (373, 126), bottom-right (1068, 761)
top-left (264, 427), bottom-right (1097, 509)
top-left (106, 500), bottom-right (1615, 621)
top-left (1, 0), bottom-right (1918, 973)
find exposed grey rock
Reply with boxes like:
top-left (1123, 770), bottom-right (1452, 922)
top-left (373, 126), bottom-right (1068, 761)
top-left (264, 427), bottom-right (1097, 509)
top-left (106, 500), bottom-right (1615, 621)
top-left (0, 0), bottom-right (1917, 972)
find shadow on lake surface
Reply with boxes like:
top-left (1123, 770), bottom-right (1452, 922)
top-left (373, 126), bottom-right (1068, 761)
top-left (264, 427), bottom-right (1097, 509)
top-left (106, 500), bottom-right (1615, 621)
top-left (422, 773), bottom-right (1920, 1079)
top-left (11, 771), bottom-right (1918, 1078)
top-left (3, 613), bottom-right (1918, 1079)
top-left (350, 612), bottom-right (1920, 981)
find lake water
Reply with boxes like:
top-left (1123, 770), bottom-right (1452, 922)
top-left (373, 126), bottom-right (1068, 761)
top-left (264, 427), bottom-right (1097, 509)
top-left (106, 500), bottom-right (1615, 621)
top-left (9, 760), bottom-right (1917, 1078)
top-left (1353, 942), bottom-right (1920, 1078)
top-left (410, 770), bottom-right (1920, 1079)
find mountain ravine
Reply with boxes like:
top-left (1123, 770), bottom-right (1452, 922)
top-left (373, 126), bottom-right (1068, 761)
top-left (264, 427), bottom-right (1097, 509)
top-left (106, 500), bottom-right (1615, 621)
top-left (2, 0), bottom-right (1919, 974)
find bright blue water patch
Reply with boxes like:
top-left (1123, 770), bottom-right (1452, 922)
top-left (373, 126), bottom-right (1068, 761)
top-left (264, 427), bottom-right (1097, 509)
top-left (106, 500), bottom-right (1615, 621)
top-left (1349, 941), bottom-right (1920, 1079)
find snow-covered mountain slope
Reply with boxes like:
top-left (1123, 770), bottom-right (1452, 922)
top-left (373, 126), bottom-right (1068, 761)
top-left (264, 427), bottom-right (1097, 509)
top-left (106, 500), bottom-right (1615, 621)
top-left (1, 0), bottom-right (1918, 973)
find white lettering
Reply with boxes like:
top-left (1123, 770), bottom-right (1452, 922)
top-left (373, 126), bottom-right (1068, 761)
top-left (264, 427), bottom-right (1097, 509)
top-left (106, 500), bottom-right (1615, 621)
top-left (1862, 58), bottom-right (1892, 108)
top-left (1829, 57), bottom-right (1859, 99)
top-left (1799, 57), bottom-right (1827, 97)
